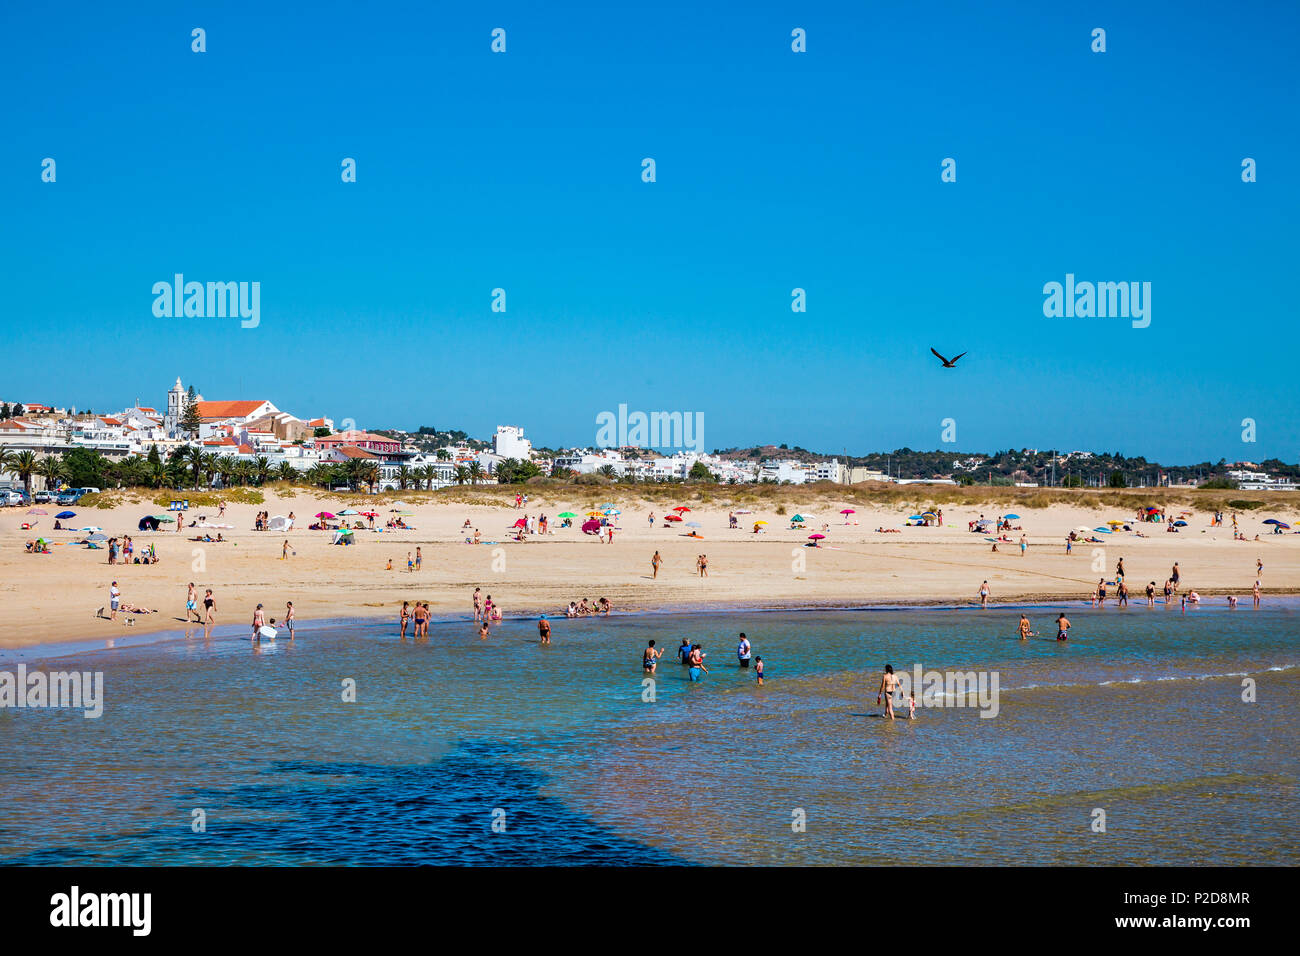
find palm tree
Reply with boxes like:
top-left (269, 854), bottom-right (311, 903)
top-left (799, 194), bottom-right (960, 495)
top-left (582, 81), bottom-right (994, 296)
top-left (0, 449), bottom-right (13, 484)
top-left (233, 460), bottom-right (254, 487)
top-left (12, 450), bottom-right (37, 498)
top-left (418, 465), bottom-right (435, 490)
top-left (202, 452), bottom-right (220, 489)
top-left (186, 445), bottom-right (204, 489)
top-left (396, 465), bottom-right (411, 490)
top-left (598, 464), bottom-right (618, 479)
top-left (454, 466), bottom-right (468, 486)
top-left (147, 459), bottom-right (168, 489)
top-left (467, 461), bottom-right (484, 486)
top-left (277, 461), bottom-right (296, 483)
top-left (362, 462), bottom-right (380, 493)
top-left (253, 456), bottom-right (271, 486)
top-left (37, 455), bottom-right (64, 493)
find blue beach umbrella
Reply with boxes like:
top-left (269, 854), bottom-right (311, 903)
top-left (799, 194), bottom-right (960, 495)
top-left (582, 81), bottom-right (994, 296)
top-left (1173, 520), bottom-right (1188, 527)
top-left (1093, 527), bottom-right (1113, 533)
top-left (1004, 513), bottom-right (1021, 520)
top-left (56, 510), bottom-right (77, 519)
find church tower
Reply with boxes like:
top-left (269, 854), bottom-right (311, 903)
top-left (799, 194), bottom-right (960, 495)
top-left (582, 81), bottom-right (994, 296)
top-left (165, 377), bottom-right (185, 434)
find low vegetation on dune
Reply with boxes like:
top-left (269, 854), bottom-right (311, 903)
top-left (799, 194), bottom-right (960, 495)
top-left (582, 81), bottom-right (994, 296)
top-left (69, 481), bottom-right (1298, 518)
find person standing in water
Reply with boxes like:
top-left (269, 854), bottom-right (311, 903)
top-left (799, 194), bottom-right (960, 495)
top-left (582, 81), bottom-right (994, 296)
top-left (737, 632), bottom-right (752, 668)
top-left (186, 582), bottom-right (201, 623)
top-left (978, 581), bottom-right (991, 607)
top-left (285, 601), bottom-right (295, 640)
top-left (252, 603), bottom-right (266, 641)
top-left (538, 615), bottom-right (551, 645)
top-left (1017, 614), bottom-right (1032, 640)
top-left (687, 644), bottom-right (708, 681)
top-left (1055, 613), bottom-right (1071, 641)
top-left (643, 640), bottom-right (664, 674)
top-left (877, 664), bottom-right (900, 720)
top-left (678, 638), bottom-right (692, 668)
top-left (400, 601), bottom-right (411, 639)
top-left (754, 656), bottom-right (764, 685)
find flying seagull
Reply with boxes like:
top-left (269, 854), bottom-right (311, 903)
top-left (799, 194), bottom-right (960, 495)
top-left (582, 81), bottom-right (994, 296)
top-left (930, 347), bottom-right (967, 368)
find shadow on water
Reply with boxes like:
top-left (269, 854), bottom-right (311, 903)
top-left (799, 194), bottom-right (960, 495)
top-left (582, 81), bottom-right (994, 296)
top-left (3, 740), bottom-right (686, 866)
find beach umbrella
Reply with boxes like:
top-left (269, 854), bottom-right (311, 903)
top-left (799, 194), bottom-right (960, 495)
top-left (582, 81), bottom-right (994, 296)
top-left (664, 514), bottom-right (683, 522)
top-left (908, 514), bottom-right (923, 521)
top-left (1093, 527), bottom-right (1113, 533)
top-left (1263, 518), bottom-right (1284, 525)
top-left (921, 511), bottom-right (937, 519)
top-left (599, 502), bottom-right (615, 510)
top-left (1074, 525), bottom-right (1092, 533)
top-left (315, 512), bottom-right (335, 519)
top-left (79, 526), bottom-right (102, 533)
top-left (56, 510), bottom-right (76, 519)
top-left (338, 509), bottom-right (358, 516)
top-left (151, 515), bottom-right (175, 522)
top-left (581, 518), bottom-right (601, 533)
top-left (558, 512), bottom-right (576, 518)
top-left (840, 508), bottom-right (855, 515)
top-left (86, 533), bottom-right (107, 542)
top-left (754, 520), bottom-right (768, 526)
top-left (673, 506), bottom-right (691, 513)
top-left (1172, 520), bottom-right (1188, 527)
top-left (360, 511), bottom-right (378, 517)
top-left (604, 509), bottom-right (621, 516)
top-left (685, 521), bottom-right (702, 528)
top-left (984, 537), bottom-right (999, 543)
top-left (27, 508), bottom-right (47, 515)
top-left (791, 515), bottom-right (806, 522)
top-left (1004, 513), bottom-right (1021, 520)
top-left (513, 518), bottom-right (527, 528)
top-left (809, 533), bottom-right (825, 540)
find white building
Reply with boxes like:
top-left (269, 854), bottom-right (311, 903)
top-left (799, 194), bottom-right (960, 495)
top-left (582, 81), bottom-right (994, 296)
top-left (493, 425), bottom-right (532, 460)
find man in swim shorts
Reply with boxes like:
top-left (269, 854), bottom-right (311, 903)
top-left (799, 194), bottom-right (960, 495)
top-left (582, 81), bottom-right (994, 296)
top-left (1055, 613), bottom-right (1070, 641)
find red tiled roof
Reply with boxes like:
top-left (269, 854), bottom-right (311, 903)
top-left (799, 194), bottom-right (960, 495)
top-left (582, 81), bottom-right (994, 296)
top-left (334, 445), bottom-right (379, 460)
top-left (195, 400), bottom-right (270, 419)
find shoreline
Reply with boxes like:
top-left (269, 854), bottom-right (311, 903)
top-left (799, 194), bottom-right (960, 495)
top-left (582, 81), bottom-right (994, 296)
top-left (6, 591), bottom-right (1298, 664)
top-left (5, 489), bottom-right (1295, 655)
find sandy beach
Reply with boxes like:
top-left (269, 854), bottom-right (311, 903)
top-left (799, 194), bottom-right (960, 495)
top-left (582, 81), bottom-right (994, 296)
top-left (2, 486), bottom-right (1296, 650)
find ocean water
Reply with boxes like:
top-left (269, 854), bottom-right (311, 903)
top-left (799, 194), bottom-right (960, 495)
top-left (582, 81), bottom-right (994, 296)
top-left (1, 604), bottom-right (1297, 865)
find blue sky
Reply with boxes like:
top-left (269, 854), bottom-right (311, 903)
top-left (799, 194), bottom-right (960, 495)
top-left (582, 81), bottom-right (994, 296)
top-left (3, 1), bottom-right (1297, 462)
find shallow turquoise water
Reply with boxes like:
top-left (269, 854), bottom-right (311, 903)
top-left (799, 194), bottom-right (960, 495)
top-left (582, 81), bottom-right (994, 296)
top-left (1, 604), bottom-right (1296, 865)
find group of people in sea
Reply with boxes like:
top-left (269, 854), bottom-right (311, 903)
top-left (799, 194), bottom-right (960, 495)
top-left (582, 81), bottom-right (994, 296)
top-left (642, 632), bottom-right (763, 685)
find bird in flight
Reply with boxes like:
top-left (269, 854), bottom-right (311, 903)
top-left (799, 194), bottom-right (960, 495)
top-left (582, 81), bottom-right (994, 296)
top-left (930, 347), bottom-right (967, 368)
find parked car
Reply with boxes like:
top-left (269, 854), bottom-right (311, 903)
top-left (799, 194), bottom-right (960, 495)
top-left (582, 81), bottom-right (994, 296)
top-left (33, 490), bottom-right (55, 504)
top-left (1, 489), bottom-right (27, 507)
top-left (55, 490), bottom-right (82, 506)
